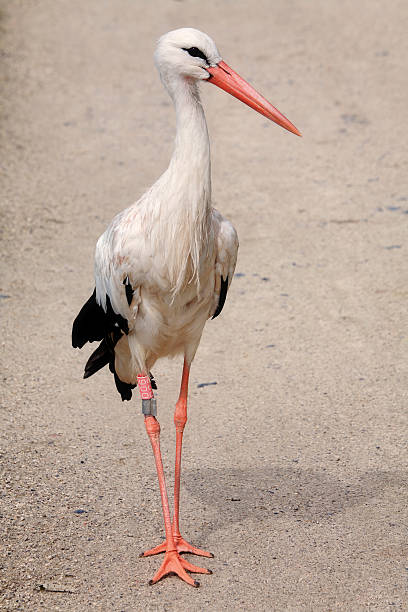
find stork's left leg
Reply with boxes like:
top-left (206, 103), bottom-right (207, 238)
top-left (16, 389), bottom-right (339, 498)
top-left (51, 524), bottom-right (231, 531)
top-left (141, 359), bottom-right (213, 561)
top-left (171, 359), bottom-right (213, 558)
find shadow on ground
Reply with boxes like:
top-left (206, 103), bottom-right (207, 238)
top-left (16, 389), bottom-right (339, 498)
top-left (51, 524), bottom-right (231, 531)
top-left (182, 465), bottom-right (405, 537)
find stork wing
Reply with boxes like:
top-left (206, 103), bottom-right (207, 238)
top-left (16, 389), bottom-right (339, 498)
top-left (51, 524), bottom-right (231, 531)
top-left (72, 207), bottom-right (146, 400)
top-left (210, 210), bottom-right (239, 319)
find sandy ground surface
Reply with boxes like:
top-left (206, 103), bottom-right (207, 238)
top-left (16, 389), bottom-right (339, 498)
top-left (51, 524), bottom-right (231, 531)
top-left (1, 1), bottom-right (408, 610)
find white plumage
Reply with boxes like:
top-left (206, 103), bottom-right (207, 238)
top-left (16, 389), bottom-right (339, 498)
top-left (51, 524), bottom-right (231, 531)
top-left (94, 28), bottom-right (238, 383)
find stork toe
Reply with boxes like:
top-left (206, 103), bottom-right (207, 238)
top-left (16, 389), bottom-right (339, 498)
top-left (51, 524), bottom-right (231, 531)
top-left (148, 550), bottom-right (210, 587)
top-left (140, 540), bottom-right (167, 557)
top-left (173, 534), bottom-right (214, 558)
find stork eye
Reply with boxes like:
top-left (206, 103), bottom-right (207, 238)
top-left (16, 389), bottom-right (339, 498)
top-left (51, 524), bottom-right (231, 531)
top-left (183, 47), bottom-right (208, 63)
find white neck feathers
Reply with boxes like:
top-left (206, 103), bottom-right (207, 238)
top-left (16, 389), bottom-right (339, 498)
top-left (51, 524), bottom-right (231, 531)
top-left (148, 77), bottom-right (212, 295)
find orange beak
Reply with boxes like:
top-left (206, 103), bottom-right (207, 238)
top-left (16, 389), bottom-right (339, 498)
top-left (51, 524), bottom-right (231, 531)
top-left (207, 60), bottom-right (301, 137)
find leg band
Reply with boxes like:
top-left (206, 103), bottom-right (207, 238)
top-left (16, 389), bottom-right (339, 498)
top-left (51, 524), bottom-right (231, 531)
top-left (142, 398), bottom-right (157, 416)
top-left (137, 374), bottom-right (154, 399)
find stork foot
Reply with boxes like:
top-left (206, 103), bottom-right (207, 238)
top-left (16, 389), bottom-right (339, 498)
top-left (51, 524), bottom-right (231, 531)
top-left (141, 533), bottom-right (213, 558)
top-left (148, 550), bottom-right (211, 587)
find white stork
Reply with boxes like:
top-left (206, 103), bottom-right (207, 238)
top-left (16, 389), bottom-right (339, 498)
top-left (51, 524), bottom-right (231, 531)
top-left (72, 27), bottom-right (300, 587)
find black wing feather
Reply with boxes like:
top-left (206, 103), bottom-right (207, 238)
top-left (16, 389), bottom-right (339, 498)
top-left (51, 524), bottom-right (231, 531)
top-left (72, 289), bottom-right (106, 348)
top-left (72, 286), bottom-right (143, 401)
top-left (83, 339), bottom-right (111, 379)
top-left (212, 275), bottom-right (229, 320)
top-left (113, 371), bottom-right (136, 401)
top-left (123, 276), bottom-right (133, 307)
top-left (105, 294), bottom-right (129, 334)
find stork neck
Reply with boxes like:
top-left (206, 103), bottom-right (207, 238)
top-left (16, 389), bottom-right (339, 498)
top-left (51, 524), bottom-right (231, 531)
top-left (168, 78), bottom-right (211, 193)
top-left (151, 76), bottom-right (212, 294)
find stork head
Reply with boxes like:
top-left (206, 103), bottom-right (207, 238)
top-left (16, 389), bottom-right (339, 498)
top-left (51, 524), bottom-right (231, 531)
top-left (155, 27), bottom-right (301, 137)
top-left (155, 28), bottom-right (221, 81)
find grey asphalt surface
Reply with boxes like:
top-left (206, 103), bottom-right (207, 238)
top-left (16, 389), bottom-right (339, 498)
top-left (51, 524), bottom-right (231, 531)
top-left (1, 1), bottom-right (407, 610)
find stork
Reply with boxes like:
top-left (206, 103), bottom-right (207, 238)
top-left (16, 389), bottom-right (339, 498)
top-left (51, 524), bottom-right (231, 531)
top-left (72, 27), bottom-right (300, 587)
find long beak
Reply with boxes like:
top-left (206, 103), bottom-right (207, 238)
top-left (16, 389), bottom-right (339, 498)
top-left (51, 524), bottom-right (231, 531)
top-left (207, 60), bottom-right (301, 137)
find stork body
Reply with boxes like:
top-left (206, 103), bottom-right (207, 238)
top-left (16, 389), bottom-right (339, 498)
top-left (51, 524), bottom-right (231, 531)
top-left (72, 28), bottom-right (300, 587)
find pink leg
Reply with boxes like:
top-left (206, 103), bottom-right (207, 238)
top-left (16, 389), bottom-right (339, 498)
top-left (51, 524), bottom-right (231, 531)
top-left (144, 415), bottom-right (203, 587)
top-left (172, 360), bottom-right (213, 558)
top-left (141, 360), bottom-right (213, 560)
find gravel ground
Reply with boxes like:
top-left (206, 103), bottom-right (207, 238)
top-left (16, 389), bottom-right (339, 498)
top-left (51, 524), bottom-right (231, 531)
top-left (1, 1), bottom-right (407, 610)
